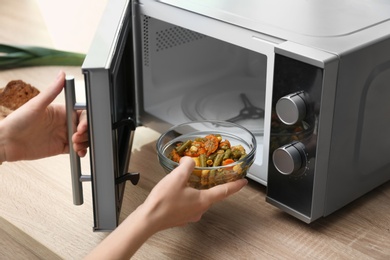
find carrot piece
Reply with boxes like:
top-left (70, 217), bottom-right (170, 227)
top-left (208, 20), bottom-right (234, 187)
top-left (222, 158), bottom-right (235, 170)
top-left (170, 149), bottom-right (182, 163)
top-left (219, 139), bottom-right (231, 150)
top-left (222, 158), bottom-right (235, 166)
top-left (204, 134), bottom-right (219, 156)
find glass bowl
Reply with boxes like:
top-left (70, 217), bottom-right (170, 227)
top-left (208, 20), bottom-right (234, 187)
top-left (156, 120), bottom-right (256, 189)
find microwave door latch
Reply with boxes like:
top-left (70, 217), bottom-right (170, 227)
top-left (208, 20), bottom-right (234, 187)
top-left (64, 76), bottom-right (88, 206)
top-left (115, 172), bottom-right (140, 186)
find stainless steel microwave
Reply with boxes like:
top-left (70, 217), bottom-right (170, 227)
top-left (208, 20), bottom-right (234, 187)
top-left (65, 0), bottom-right (390, 231)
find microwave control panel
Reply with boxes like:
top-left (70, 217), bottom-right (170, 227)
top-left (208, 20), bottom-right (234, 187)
top-left (267, 54), bottom-right (324, 221)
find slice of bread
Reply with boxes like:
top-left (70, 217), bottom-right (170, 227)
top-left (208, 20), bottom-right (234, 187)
top-left (0, 80), bottom-right (40, 118)
top-left (0, 105), bottom-right (13, 119)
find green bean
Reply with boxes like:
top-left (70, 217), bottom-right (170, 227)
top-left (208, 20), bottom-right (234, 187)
top-left (199, 153), bottom-right (207, 167)
top-left (213, 153), bottom-right (224, 167)
top-left (176, 140), bottom-right (192, 154)
top-left (207, 153), bottom-right (218, 161)
top-left (208, 170), bottom-right (216, 187)
top-left (231, 149), bottom-right (243, 159)
top-left (223, 149), bottom-right (231, 160)
top-left (239, 154), bottom-right (247, 160)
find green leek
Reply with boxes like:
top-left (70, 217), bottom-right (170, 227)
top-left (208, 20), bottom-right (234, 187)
top-left (0, 44), bottom-right (85, 70)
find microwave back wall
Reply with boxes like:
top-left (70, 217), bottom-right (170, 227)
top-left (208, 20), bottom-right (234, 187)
top-left (65, 0), bottom-right (390, 231)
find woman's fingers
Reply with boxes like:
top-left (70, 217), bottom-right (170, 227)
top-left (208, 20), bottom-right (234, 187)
top-left (29, 71), bottom-right (65, 110)
top-left (203, 178), bottom-right (248, 203)
top-left (170, 156), bottom-right (195, 185)
top-left (77, 110), bottom-right (88, 133)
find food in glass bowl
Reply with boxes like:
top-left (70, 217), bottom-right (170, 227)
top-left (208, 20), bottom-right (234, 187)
top-left (156, 121), bottom-right (256, 189)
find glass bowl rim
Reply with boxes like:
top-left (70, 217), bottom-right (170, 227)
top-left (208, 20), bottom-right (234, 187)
top-left (156, 120), bottom-right (257, 170)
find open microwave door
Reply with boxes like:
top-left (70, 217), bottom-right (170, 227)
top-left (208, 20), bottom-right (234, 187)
top-left (65, 0), bottom-right (138, 231)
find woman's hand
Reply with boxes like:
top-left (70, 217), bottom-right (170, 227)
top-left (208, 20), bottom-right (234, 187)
top-left (85, 157), bottom-right (248, 259)
top-left (142, 156), bottom-right (248, 231)
top-left (0, 71), bottom-right (88, 162)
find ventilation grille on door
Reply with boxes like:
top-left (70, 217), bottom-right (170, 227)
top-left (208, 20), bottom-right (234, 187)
top-left (143, 16), bottom-right (206, 67)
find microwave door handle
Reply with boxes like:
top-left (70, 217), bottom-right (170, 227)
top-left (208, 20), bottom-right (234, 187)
top-left (64, 76), bottom-right (85, 205)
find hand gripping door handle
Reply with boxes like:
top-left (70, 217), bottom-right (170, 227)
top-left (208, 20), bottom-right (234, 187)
top-left (64, 76), bottom-right (87, 205)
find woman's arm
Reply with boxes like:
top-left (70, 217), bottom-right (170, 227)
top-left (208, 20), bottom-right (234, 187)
top-left (85, 157), bottom-right (247, 259)
top-left (0, 72), bottom-right (247, 258)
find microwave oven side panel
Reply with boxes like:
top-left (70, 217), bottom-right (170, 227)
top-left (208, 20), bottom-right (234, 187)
top-left (323, 35), bottom-right (390, 216)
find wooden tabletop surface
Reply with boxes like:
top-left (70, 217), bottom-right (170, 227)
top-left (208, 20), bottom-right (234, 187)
top-left (1, 0), bottom-right (390, 259)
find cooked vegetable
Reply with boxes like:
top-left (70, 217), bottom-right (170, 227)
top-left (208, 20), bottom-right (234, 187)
top-left (219, 139), bottom-right (231, 150)
top-left (199, 153), bottom-right (207, 167)
top-left (176, 140), bottom-right (192, 154)
top-left (223, 149), bottom-right (232, 160)
top-left (222, 158), bottom-right (235, 166)
top-left (204, 134), bottom-right (219, 156)
top-left (213, 153), bottom-right (224, 167)
top-left (168, 134), bottom-right (250, 189)
top-left (170, 149), bottom-right (181, 163)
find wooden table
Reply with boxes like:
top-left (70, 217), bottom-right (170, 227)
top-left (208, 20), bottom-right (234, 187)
top-left (1, 1), bottom-right (390, 259)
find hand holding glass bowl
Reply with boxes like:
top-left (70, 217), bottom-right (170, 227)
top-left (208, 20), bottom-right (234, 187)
top-left (156, 121), bottom-right (256, 189)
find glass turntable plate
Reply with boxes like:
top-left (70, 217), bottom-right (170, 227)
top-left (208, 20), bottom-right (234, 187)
top-left (182, 77), bottom-right (265, 135)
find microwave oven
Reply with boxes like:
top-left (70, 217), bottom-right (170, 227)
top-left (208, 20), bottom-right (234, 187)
top-left (65, 0), bottom-right (390, 231)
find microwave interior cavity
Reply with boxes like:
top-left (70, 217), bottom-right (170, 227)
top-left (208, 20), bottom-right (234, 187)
top-left (138, 16), bottom-right (267, 182)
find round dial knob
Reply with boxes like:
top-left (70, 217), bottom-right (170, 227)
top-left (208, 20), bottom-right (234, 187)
top-left (273, 142), bottom-right (306, 175)
top-left (276, 91), bottom-right (307, 125)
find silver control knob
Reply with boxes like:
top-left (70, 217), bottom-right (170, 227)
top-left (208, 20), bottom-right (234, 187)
top-left (276, 91), bottom-right (307, 125)
top-left (273, 142), bottom-right (306, 175)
